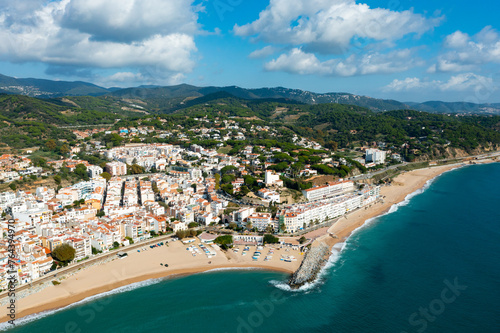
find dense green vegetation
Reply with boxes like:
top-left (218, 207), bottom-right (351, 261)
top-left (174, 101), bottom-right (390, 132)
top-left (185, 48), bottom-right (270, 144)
top-left (0, 92), bottom-right (499, 159)
top-left (174, 97), bottom-right (500, 158)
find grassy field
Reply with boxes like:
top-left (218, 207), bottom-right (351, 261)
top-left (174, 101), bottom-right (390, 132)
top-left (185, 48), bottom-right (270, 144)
top-left (217, 145), bottom-right (233, 154)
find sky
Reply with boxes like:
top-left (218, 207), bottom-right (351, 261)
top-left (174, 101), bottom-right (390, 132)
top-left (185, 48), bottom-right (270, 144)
top-left (0, 0), bottom-right (499, 103)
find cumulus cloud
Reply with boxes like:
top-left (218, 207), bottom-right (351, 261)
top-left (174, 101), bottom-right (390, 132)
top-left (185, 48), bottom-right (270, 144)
top-left (234, 0), bottom-right (442, 54)
top-left (383, 73), bottom-right (496, 93)
top-left (61, 0), bottom-right (199, 43)
top-left (0, 0), bottom-right (200, 82)
top-left (265, 48), bottom-right (421, 76)
top-left (429, 26), bottom-right (500, 73)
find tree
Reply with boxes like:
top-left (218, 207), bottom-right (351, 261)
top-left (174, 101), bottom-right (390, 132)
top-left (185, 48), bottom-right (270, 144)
top-left (45, 139), bottom-right (57, 151)
top-left (31, 156), bottom-right (47, 168)
top-left (52, 243), bottom-right (76, 263)
top-left (9, 183), bottom-right (16, 191)
top-left (60, 144), bottom-right (70, 155)
top-left (129, 164), bottom-right (145, 175)
top-left (246, 221), bottom-right (253, 230)
top-left (188, 222), bottom-right (199, 228)
top-left (103, 133), bottom-right (124, 147)
top-left (298, 236), bottom-right (307, 244)
top-left (228, 222), bottom-right (237, 230)
top-left (176, 230), bottom-right (188, 239)
top-left (74, 163), bottom-right (88, 180)
top-left (100, 172), bottom-right (112, 182)
top-left (214, 235), bottom-right (233, 250)
top-left (189, 229), bottom-right (197, 237)
top-left (92, 246), bottom-right (102, 255)
top-left (96, 211), bottom-right (105, 217)
top-left (263, 234), bottom-right (279, 244)
top-left (53, 175), bottom-right (62, 185)
top-left (112, 241), bottom-right (120, 249)
top-left (215, 173), bottom-right (221, 190)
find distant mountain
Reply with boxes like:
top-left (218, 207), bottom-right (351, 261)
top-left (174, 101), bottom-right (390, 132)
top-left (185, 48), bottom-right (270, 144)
top-left (109, 84), bottom-right (409, 112)
top-left (1, 73), bottom-right (500, 115)
top-left (406, 101), bottom-right (500, 115)
top-left (0, 73), bottom-right (109, 98)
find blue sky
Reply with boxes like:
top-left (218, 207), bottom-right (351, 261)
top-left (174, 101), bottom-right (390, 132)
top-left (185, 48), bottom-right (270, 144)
top-left (0, 0), bottom-right (499, 102)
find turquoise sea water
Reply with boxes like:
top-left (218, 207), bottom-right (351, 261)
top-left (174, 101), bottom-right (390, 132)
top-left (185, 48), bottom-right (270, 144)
top-left (3, 163), bottom-right (500, 333)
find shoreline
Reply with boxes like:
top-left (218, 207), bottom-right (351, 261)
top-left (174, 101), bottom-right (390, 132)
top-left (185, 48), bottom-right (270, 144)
top-left (2, 160), bottom-right (497, 325)
top-left (9, 264), bottom-right (293, 326)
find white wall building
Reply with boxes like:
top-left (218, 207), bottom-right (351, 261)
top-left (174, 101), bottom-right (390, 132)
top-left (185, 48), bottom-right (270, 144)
top-left (366, 149), bottom-right (387, 165)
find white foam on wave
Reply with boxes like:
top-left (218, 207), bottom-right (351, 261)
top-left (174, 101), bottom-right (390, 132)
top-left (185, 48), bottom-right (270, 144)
top-left (0, 277), bottom-right (164, 331)
top-left (201, 267), bottom-right (266, 274)
top-left (270, 166), bottom-right (460, 293)
top-left (269, 243), bottom-right (347, 293)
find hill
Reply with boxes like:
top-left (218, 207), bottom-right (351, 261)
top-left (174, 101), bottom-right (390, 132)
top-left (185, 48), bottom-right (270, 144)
top-left (1, 73), bottom-right (500, 115)
top-left (171, 96), bottom-right (500, 156)
top-left (0, 73), bottom-right (109, 98)
top-left (0, 94), bottom-right (142, 149)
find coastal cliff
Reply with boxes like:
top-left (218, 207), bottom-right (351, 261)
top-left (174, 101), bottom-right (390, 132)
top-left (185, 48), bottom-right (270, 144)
top-left (288, 243), bottom-right (329, 289)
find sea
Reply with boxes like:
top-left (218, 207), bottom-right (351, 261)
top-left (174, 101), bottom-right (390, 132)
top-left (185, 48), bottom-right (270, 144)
top-left (2, 163), bottom-right (500, 333)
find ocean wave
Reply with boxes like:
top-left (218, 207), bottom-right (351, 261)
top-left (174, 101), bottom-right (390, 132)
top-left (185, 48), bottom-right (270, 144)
top-left (270, 167), bottom-right (460, 293)
top-left (0, 278), bottom-right (164, 331)
top-left (201, 267), bottom-right (266, 274)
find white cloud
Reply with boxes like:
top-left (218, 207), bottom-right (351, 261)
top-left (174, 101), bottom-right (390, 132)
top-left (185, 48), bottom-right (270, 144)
top-left (249, 46), bottom-right (279, 59)
top-left (430, 26), bottom-right (500, 73)
top-left (61, 0), bottom-right (199, 42)
top-left (0, 0), bottom-right (200, 79)
top-left (383, 73), bottom-right (496, 93)
top-left (265, 48), bottom-right (420, 76)
top-left (234, 0), bottom-right (442, 54)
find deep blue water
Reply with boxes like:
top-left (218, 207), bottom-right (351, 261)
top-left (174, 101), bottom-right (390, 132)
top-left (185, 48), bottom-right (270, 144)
top-left (3, 163), bottom-right (500, 333)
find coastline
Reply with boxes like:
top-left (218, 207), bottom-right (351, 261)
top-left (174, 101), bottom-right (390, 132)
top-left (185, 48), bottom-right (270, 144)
top-left (2, 160), bottom-right (496, 325)
top-left (1, 236), bottom-right (302, 325)
top-left (321, 163), bottom-right (471, 249)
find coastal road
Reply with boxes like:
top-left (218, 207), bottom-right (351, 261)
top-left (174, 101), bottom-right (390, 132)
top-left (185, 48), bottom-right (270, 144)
top-left (350, 151), bottom-right (500, 181)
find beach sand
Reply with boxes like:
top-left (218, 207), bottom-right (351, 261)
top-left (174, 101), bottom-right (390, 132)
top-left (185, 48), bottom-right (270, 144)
top-left (2, 240), bottom-right (303, 323)
top-left (2, 161), bottom-right (492, 324)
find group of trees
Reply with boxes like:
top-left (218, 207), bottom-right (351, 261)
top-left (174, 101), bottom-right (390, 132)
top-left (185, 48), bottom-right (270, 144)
top-left (175, 229), bottom-right (198, 239)
top-left (214, 235), bottom-right (233, 250)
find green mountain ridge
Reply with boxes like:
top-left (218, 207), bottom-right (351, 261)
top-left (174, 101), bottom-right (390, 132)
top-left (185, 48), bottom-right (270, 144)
top-left (1, 73), bottom-right (500, 115)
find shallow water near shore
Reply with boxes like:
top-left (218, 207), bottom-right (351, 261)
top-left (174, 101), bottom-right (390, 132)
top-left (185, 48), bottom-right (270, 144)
top-left (4, 163), bottom-right (500, 333)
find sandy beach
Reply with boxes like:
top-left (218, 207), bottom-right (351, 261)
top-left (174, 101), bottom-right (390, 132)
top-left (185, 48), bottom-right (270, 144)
top-left (2, 160), bottom-right (495, 324)
top-left (1, 238), bottom-right (303, 323)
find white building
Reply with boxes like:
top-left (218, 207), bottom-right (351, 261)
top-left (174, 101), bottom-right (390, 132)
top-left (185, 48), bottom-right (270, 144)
top-left (257, 189), bottom-right (280, 203)
top-left (280, 186), bottom-right (380, 233)
top-left (247, 213), bottom-right (273, 232)
top-left (265, 171), bottom-right (282, 186)
top-left (106, 161), bottom-right (127, 176)
top-left (366, 149), bottom-right (386, 165)
top-left (302, 180), bottom-right (354, 201)
top-left (87, 165), bottom-right (104, 179)
top-left (233, 207), bottom-right (255, 227)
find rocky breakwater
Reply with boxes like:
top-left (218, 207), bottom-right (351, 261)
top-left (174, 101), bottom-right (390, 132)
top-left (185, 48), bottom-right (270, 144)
top-left (288, 242), bottom-right (329, 289)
